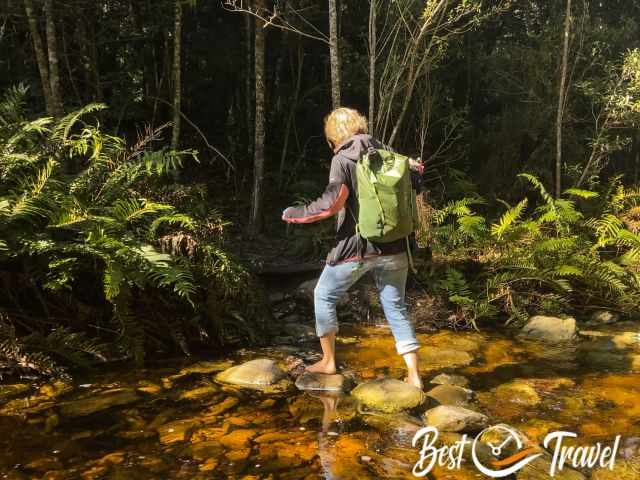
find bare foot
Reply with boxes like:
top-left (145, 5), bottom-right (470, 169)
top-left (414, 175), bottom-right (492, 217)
top-left (305, 358), bottom-right (337, 375)
top-left (404, 375), bottom-right (424, 391)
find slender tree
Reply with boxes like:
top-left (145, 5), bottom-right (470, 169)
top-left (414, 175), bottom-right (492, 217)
top-left (245, 12), bottom-right (254, 159)
top-left (24, 0), bottom-right (54, 116)
top-left (368, 0), bottom-right (377, 133)
top-left (44, 0), bottom-right (64, 117)
top-left (556, 0), bottom-right (572, 197)
top-left (328, 0), bottom-right (341, 109)
top-left (171, 0), bottom-right (183, 150)
top-left (249, 0), bottom-right (266, 236)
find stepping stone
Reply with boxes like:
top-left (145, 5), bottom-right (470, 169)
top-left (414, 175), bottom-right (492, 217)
top-left (215, 358), bottom-right (288, 390)
top-left (426, 384), bottom-right (474, 407)
top-left (352, 379), bottom-right (425, 414)
top-left (430, 373), bottom-right (469, 387)
top-left (423, 405), bottom-right (488, 433)
top-left (295, 372), bottom-right (348, 392)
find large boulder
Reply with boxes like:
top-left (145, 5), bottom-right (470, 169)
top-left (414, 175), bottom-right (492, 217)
top-left (423, 405), bottom-right (488, 433)
top-left (521, 315), bottom-right (576, 342)
top-left (426, 384), bottom-right (474, 407)
top-left (352, 379), bottom-right (425, 413)
top-left (215, 358), bottom-right (289, 391)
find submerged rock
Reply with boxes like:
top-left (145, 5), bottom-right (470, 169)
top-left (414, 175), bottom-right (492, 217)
top-left (494, 381), bottom-right (542, 406)
top-left (295, 372), bottom-right (349, 392)
top-left (426, 384), bottom-right (474, 407)
top-left (423, 405), bottom-right (488, 432)
top-left (0, 384), bottom-right (30, 402)
top-left (517, 455), bottom-right (586, 479)
top-left (214, 358), bottom-right (289, 390)
top-left (521, 315), bottom-right (576, 342)
top-left (430, 373), bottom-right (470, 387)
top-left (178, 385), bottom-right (219, 401)
top-left (157, 418), bottom-right (201, 444)
top-left (58, 388), bottom-right (139, 417)
top-left (352, 379), bottom-right (425, 413)
top-left (419, 348), bottom-right (475, 370)
top-left (179, 360), bottom-right (234, 376)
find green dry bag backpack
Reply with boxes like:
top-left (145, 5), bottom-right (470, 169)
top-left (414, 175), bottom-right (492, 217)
top-left (355, 148), bottom-right (416, 243)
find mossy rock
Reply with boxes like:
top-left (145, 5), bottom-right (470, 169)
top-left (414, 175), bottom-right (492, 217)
top-left (352, 379), bottom-right (425, 413)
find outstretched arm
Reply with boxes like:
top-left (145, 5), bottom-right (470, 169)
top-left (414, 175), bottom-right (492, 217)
top-left (282, 183), bottom-right (349, 224)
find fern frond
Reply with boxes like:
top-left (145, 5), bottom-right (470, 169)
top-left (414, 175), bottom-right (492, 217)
top-left (491, 199), bottom-right (527, 239)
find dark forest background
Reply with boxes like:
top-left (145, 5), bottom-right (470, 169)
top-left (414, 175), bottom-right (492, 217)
top-left (2, 0), bottom-right (640, 376)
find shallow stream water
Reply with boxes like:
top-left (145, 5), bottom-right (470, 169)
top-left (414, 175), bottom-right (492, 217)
top-left (1, 319), bottom-right (640, 479)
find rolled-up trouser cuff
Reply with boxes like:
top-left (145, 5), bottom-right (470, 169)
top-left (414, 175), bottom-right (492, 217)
top-left (316, 324), bottom-right (338, 338)
top-left (396, 339), bottom-right (420, 355)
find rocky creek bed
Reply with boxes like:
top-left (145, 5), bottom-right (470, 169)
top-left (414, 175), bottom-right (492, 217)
top-left (1, 313), bottom-right (640, 478)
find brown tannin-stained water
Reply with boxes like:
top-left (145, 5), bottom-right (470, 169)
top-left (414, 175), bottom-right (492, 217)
top-left (1, 321), bottom-right (640, 479)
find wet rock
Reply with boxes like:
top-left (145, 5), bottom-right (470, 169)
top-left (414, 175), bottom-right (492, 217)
top-left (218, 428), bottom-right (257, 449)
top-left (495, 380), bottom-right (542, 406)
top-left (139, 456), bottom-right (169, 474)
top-left (521, 315), bottom-right (576, 342)
top-left (188, 440), bottom-right (224, 460)
top-left (0, 384), bottom-right (30, 402)
top-left (419, 348), bottom-right (475, 370)
top-left (591, 458), bottom-right (640, 479)
top-left (157, 418), bottom-right (201, 444)
top-left (430, 373), bottom-right (470, 387)
top-left (225, 448), bottom-right (251, 462)
top-left (352, 378), bottom-right (426, 413)
top-left (423, 405), bottom-right (488, 432)
top-left (96, 452), bottom-right (126, 466)
top-left (255, 431), bottom-right (307, 444)
top-left (295, 372), bottom-right (349, 392)
top-left (136, 381), bottom-right (163, 395)
top-left (426, 384), bottom-right (474, 407)
top-left (25, 457), bottom-right (63, 472)
top-left (215, 358), bottom-right (289, 390)
top-left (59, 388), bottom-right (140, 417)
top-left (361, 412), bottom-right (423, 446)
top-left (39, 381), bottom-right (73, 399)
top-left (206, 396), bottom-right (239, 416)
top-left (180, 360), bottom-right (234, 375)
top-left (198, 458), bottom-right (219, 472)
top-left (587, 310), bottom-right (621, 326)
top-left (288, 394), bottom-right (325, 424)
top-left (178, 385), bottom-right (219, 401)
top-left (517, 455), bottom-right (586, 479)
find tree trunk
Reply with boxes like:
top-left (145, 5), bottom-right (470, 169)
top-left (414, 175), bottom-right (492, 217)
top-left (368, 0), bottom-right (376, 134)
top-left (44, 0), bottom-right (64, 117)
top-left (24, 0), bottom-right (54, 116)
top-left (556, 0), bottom-right (572, 198)
top-left (328, 0), bottom-right (341, 109)
top-left (171, 0), bottom-right (183, 150)
top-left (245, 13), bottom-right (254, 159)
top-left (249, 0), bottom-right (266, 236)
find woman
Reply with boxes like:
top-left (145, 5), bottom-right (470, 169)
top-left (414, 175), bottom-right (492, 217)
top-left (282, 107), bottom-right (423, 390)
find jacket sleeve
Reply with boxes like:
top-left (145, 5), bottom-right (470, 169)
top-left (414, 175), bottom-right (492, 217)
top-left (282, 157), bottom-right (350, 224)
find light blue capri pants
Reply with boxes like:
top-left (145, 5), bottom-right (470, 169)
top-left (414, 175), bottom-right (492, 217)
top-left (313, 252), bottom-right (420, 355)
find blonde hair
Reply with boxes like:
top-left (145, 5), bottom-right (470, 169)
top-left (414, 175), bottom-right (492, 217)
top-left (324, 107), bottom-right (368, 151)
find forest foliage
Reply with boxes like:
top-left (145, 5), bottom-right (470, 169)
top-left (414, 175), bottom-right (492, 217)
top-left (2, 0), bottom-right (640, 375)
